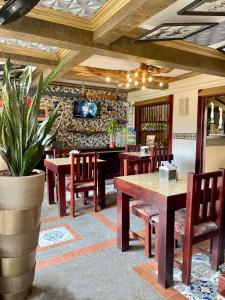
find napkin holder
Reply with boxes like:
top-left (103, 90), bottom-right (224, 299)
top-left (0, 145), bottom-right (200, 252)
top-left (140, 146), bottom-right (149, 155)
top-left (69, 150), bottom-right (80, 155)
top-left (159, 162), bottom-right (177, 181)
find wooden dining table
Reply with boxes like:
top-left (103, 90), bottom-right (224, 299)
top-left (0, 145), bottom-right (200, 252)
top-left (114, 172), bottom-right (187, 288)
top-left (119, 151), bottom-right (173, 175)
top-left (44, 157), bottom-right (106, 217)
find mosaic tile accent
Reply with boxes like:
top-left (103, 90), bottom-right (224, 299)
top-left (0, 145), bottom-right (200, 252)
top-left (38, 224), bottom-right (81, 250)
top-left (39, 0), bottom-right (108, 17)
top-left (42, 85), bottom-right (128, 148)
top-left (174, 252), bottom-right (225, 300)
top-left (0, 37), bottom-right (58, 53)
top-left (173, 133), bottom-right (197, 140)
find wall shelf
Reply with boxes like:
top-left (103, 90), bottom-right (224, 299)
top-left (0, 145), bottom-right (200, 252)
top-left (67, 129), bottom-right (107, 135)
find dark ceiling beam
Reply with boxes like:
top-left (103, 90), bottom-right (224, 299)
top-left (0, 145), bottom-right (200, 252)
top-left (1, 17), bottom-right (225, 76)
top-left (93, 0), bottom-right (177, 45)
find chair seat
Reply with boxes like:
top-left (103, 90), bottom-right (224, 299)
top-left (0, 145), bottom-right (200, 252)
top-left (130, 199), bottom-right (158, 218)
top-left (67, 181), bottom-right (94, 190)
top-left (151, 208), bottom-right (218, 237)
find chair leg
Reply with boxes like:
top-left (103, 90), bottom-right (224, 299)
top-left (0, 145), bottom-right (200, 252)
top-left (93, 190), bottom-right (97, 212)
top-left (182, 239), bottom-right (192, 286)
top-left (154, 224), bottom-right (158, 262)
top-left (70, 193), bottom-right (75, 217)
top-left (211, 235), bottom-right (222, 271)
top-left (144, 219), bottom-right (152, 258)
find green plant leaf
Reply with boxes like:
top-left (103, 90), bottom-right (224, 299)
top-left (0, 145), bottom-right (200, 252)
top-left (0, 59), bottom-right (64, 176)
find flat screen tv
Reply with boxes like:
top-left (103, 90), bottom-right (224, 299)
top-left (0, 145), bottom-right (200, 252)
top-left (73, 100), bottom-right (101, 119)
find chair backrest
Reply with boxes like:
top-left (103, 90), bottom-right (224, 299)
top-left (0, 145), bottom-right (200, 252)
top-left (125, 144), bottom-right (141, 152)
top-left (53, 148), bottom-right (71, 158)
top-left (70, 152), bottom-right (97, 185)
top-left (186, 170), bottom-right (225, 230)
top-left (127, 158), bottom-right (151, 175)
top-left (151, 145), bottom-right (170, 172)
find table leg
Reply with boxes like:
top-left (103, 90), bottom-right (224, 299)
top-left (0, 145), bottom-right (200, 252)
top-left (117, 191), bottom-right (130, 251)
top-left (57, 172), bottom-right (67, 217)
top-left (120, 158), bottom-right (124, 176)
top-left (46, 168), bottom-right (55, 205)
top-left (157, 209), bottom-right (175, 288)
top-left (98, 167), bottom-right (106, 209)
top-left (124, 160), bottom-right (128, 176)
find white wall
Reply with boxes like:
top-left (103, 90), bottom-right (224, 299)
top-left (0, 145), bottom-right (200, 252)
top-left (172, 90), bottom-right (198, 172)
top-left (128, 74), bottom-right (225, 173)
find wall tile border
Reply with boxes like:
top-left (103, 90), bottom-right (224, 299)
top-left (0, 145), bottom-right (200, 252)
top-left (173, 133), bottom-right (196, 140)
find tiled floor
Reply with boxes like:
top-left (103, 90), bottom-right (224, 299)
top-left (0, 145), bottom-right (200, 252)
top-left (27, 184), bottom-right (223, 300)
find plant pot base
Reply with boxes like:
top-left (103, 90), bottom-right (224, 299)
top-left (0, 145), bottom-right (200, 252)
top-left (0, 286), bottom-right (31, 300)
top-left (0, 171), bottom-right (45, 300)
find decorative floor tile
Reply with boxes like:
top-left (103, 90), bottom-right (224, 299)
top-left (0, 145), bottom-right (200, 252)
top-left (38, 224), bottom-right (81, 251)
top-left (174, 253), bottom-right (225, 300)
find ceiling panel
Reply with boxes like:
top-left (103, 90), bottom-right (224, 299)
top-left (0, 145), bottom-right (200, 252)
top-left (80, 55), bottom-right (140, 71)
top-left (138, 0), bottom-right (225, 48)
top-left (38, 0), bottom-right (108, 17)
top-left (0, 37), bottom-right (59, 53)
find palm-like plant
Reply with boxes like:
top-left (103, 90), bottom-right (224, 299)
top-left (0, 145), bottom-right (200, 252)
top-left (0, 59), bottom-right (64, 176)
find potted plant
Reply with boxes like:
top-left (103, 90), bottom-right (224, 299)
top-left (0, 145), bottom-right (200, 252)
top-left (107, 119), bottom-right (118, 148)
top-left (0, 59), bottom-right (63, 299)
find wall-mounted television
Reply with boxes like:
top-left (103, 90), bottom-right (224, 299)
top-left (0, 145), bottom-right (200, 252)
top-left (73, 100), bottom-right (101, 119)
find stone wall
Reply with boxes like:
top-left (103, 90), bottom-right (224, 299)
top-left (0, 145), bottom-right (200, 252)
top-left (41, 85), bottom-right (128, 148)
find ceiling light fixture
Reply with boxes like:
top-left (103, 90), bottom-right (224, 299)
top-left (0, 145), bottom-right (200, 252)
top-left (106, 77), bottom-right (111, 82)
top-left (126, 83), bottom-right (130, 88)
top-left (159, 82), bottom-right (163, 87)
top-left (135, 72), bottom-right (138, 77)
top-left (148, 77), bottom-right (153, 82)
top-left (128, 77), bottom-right (132, 83)
top-left (142, 85), bottom-right (146, 90)
top-left (134, 81), bottom-right (138, 86)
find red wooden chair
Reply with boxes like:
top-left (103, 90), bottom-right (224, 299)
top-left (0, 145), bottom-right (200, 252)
top-left (125, 144), bottom-right (141, 152)
top-left (53, 148), bottom-right (71, 158)
top-left (151, 145), bottom-right (170, 172)
top-left (151, 169), bottom-right (225, 285)
top-left (128, 158), bottom-right (158, 257)
top-left (66, 152), bottom-right (98, 217)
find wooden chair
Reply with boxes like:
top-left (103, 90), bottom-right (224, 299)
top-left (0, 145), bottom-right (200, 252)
top-left (151, 169), bottom-right (225, 285)
top-left (67, 152), bottom-right (98, 217)
top-left (218, 274), bottom-right (225, 299)
top-left (128, 158), bottom-right (158, 257)
top-left (53, 148), bottom-right (71, 158)
top-left (125, 144), bottom-right (141, 152)
top-left (151, 145), bottom-right (170, 172)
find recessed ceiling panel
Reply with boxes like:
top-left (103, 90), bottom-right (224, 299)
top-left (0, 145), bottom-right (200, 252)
top-left (186, 21), bottom-right (225, 45)
top-left (178, 0), bottom-right (225, 16)
top-left (80, 55), bottom-right (140, 71)
top-left (136, 23), bottom-right (217, 41)
top-left (39, 0), bottom-right (108, 17)
top-left (0, 37), bottom-right (58, 53)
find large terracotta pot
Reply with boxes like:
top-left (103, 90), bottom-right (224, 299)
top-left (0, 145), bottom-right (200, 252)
top-left (0, 170), bottom-right (45, 300)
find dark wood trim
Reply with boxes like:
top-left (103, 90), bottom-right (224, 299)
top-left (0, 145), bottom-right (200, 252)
top-left (135, 105), bottom-right (141, 144)
top-left (168, 94), bottom-right (173, 154)
top-left (195, 96), bottom-right (207, 173)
